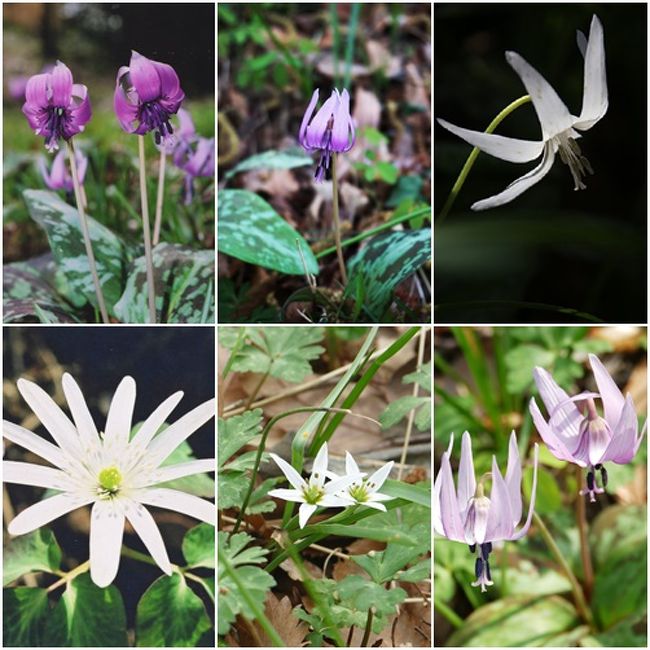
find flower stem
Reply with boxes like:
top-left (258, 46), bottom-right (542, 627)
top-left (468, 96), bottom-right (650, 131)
top-left (576, 466), bottom-right (594, 600)
top-left (153, 149), bottom-right (166, 246)
top-left (434, 596), bottom-right (463, 628)
top-left (436, 94), bottom-right (531, 225)
top-left (138, 135), bottom-right (157, 323)
top-left (66, 139), bottom-right (109, 323)
top-left (533, 511), bottom-right (595, 628)
top-left (46, 560), bottom-right (91, 593)
top-left (331, 153), bottom-right (348, 284)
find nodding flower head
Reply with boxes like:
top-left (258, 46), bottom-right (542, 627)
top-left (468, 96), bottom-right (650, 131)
top-left (114, 51), bottom-right (185, 146)
top-left (22, 61), bottom-right (92, 153)
top-left (38, 148), bottom-right (88, 192)
top-left (298, 88), bottom-right (355, 182)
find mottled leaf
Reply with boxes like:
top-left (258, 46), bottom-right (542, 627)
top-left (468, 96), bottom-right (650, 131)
top-left (182, 524), bottom-right (215, 569)
top-left (4, 528), bottom-right (62, 586)
top-left (224, 148), bottom-right (313, 180)
top-left (218, 189), bottom-right (319, 275)
top-left (3, 588), bottom-right (54, 646)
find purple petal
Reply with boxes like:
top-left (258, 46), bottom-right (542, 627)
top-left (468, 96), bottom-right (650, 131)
top-left (485, 455), bottom-right (513, 541)
top-left (504, 430), bottom-right (522, 525)
top-left (50, 150), bottom-right (70, 189)
top-left (183, 138), bottom-right (214, 177)
top-left (114, 84), bottom-right (139, 133)
top-left (433, 435), bottom-right (453, 536)
top-left (75, 149), bottom-right (88, 185)
top-left (305, 92), bottom-right (337, 149)
top-left (176, 108), bottom-right (196, 140)
top-left (129, 51), bottom-right (161, 102)
top-left (38, 156), bottom-right (53, 188)
top-left (51, 61), bottom-right (73, 107)
top-left (299, 89), bottom-right (319, 148)
top-left (602, 394), bottom-right (639, 464)
top-left (436, 442), bottom-right (466, 542)
top-left (67, 84), bottom-right (92, 135)
top-left (330, 88), bottom-right (352, 151)
top-left (589, 354), bottom-right (625, 428)
top-left (24, 73), bottom-right (50, 109)
top-left (456, 431), bottom-right (476, 517)
top-left (151, 60), bottom-right (182, 100)
top-left (510, 443), bottom-right (539, 540)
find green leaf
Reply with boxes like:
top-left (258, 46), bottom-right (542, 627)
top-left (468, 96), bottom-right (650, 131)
top-left (523, 465), bottom-right (561, 516)
top-left (375, 161), bottom-right (399, 184)
top-left (346, 229), bottom-right (431, 319)
top-left (361, 127), bottom-right (388, 147)
top-left (24, 189), bottom-right (129, 316)
top-left (303, 523), bottom-right (419, 545)
top-left (4, 528), bottom-right (62, 586)
top-left (224, 148), bottom-right (313, 180)
top-left (136, 573), bottom-right (212, 647)
top-left (397, 557), bottom-right (431, 583)
top-left (380, 479), bottom-right (431, 508)
top-left (218, 409), bottom-right (263, 467)
top-left (46, 573), bottom-right (128, 647)
top-left (218, 471), bottom-right (249, 510)
top-left (404, 361), bottom-right (432, 392)
top-left (113, 243), bottom-right (214, 324)
top-left (504, 344), bottom-right (555, 394)
top-left (386, 175), bottom-right (424, 207)
top-left (218, 189), bottom-right (319, 275)
top-left (352, 543), bottom-right (427, 583)
top-left (379, 395), bottom-right (430, 431)
top-left (182, 524), bottom-right (215, 569)
top-left (3, 587), bottom-right (53, 646)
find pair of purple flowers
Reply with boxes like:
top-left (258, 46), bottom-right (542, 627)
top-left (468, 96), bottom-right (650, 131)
top-left (435, 354), bottom-right (645, 593)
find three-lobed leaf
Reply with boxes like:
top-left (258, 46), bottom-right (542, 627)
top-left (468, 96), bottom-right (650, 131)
top-left (3, 528), bottom-right (62, 586)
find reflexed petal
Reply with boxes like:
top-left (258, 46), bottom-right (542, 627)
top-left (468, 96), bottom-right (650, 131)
top-left (267, 488), bottom-right (305, 503)
top-left (90, 500), bottom-right (125, 587)
top-left (366, 460), bottom-right (393, 493)
top-left (176, 108), bottom-right (196, 139)
top-left (49, 151), bottom-right (68, 188)
top-left (299, 89), bottom-right (319, 147)
top-left (269, 453), bottom-right (305, 491)
top-left (434, 435), bottom-right (454, 536)
top-left (184, 138), bottom-right (214, 177)
top-left (3, 420), bottom-right (68, 469)
top-left (588, 354), bottom-right (624, 427)
top-left (331, 88), bottom-right (352, 151)
top-left (505, 51), bottom-right (574, 140)
top-left (437, 118), bottom-right (544, 163)
top-left (471, 142), bottom-right (556, 211)
top-left (51, 62), bottom-right (73, 107)
top-left (68, 84), bottom-right (92, 132)
top-left (576, 30), bottom-right (588, 58)
top-left (510, 444), bottom-right (539, 540)
top-left (25, 73), bottom-right (50, 108)
top-left (603, 395), bottom-right (639, 464)
top-left (529, 397), bottom-right (585, 466)
top-left (114, 84), bottom-right (138, 132)
top-left (129, 51), bottom-right (161, 102)
top-left (310, 443), bottom-right (328, 488)
top-left (504, 431), bottom-right (522, 525)
top-left (437, 447), bottom-right (466, 542)
top-left (62, 373), bottom-right (98, 443)
top-left (574, 15), bottom-right (608, 131)
top-left (485, 455), bottom-right (513, 541)
top-left (131, 391), bottom-right (184, 448)
top-left (3, 460), bottom-right (69, 490)
top-left (299, 503), bottom-right (318, 528)
top-left (137, 487), bottom-right (215, 524)
top-left (8, 492), bottom-right (92, 535)
top-left (305, 92), bottom-right (337, 149)
top-left (457, 432), bottom-right (476, 517)
top-left (144, 459), bottom-right (215, 487)
top-left (123, 500), bottom-right (172, 576)
top-left (104, 376), bottom-right (136, 447)
top-left (151, 60), bottom-right (181, 99)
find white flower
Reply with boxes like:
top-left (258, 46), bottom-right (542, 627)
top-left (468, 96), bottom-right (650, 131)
top-left (3, 373), bottom-right (215, 588)
top-left (438, 14), bottom-right (608, 211)
top-left (267, 442), bottom-right (361, 529)
top-left (327, 452), bottom-right (394, 512)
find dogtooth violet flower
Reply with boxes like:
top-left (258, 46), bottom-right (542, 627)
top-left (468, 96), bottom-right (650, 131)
top-left (38, 147), bottom-right (87, 192)
top-left (267, 442), bottom-right (363, 529)
top-left (325, 452), bottom-right (394, 512)
top-left (434, 431), bottom-right (539, 592)
top-left (3, 374), bottom-right (215, 588)
top-left (299, 88), bottom-right (355, 182)
top-left (22, 61), bottom-right (92, 153)
top-left (437, 14), bottom-right (607, 210)
top-left (114, 51), bottom-right (185, 145)
top-left (530, 354), bottom-right (645, 502)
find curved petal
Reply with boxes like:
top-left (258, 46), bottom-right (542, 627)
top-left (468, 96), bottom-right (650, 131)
top-left (114, 84), bottom-right (139, 133)
top-left (366, 460), bottom-right (393, 493)
top-left (176, 108), bottom-right (196, 139)
top-left (3, 460), bottom-right (70, 491)
top-left (89, 500), bottom-right (125, 587)
top-left (437, 444), bottom-right (466, 542)
top-left (504, 431), bottom-right (522, 525)
top-left (323, 473), bottom-right (363, 495)
top-left (505, 51), bottom-right (574, 140)
top-left (151, 60), bottom-right (181, 100)
top-left (269, 453), bottom-right (305, 491)
top-left (136, 487), bottom-right (215, 525)
top-left (603, 394), bottom-right (639, 464)
top-left (363, 501), bottom-right (387, 512)
top-left (529, 397), bottom-right (584, 466)
top-left (48, 150), bottom-right (72, 191)
top-left (457, 431), bottom-right (476, 517)
top-left (510, 444), bottom-right (539, 540)
top-left (588, 354), bottom-right (624, 428)
top-left (299, 89), bottom-right (319, 147)
top-left (62, 373), bottom-right (98, 444)
top-left (3, 420), bottom-right (68, 469)
top-left (310, 443), bottom-right (328, 488)
top-left (123, 500), bottom-right (172, 575)
top-left (267, 488), bottom-right (304, 503)
top-left (38, 155), bottom-right (53, 188)
top-left (331, 89), bottom-right (353, 151)
top-left (345, 451), bottom-right (360, 477)
top-left (305, 92), bottom-right (337, 149)
top-left (104, 376), bottom-right (136, 447)
top-left (143, 458), bottom-right (214, 487)
top-left (75, 149), bottom-right (88, 185)
top-left (574, 15), bottom-right (608, 131)
top-left (434, 435), bottom-right (454, 536)
top-left (471, 142), bottom-right (556, 211)
top-left (437, 118), bottom-right (544, 163)
top-left (8, 492), bottom-right (92, 536)
top-left (319, 493), bottom-right (355, 507)
top-left (25, 73), bottom-right (50, 109)
top-left (131, 391), bottom-right (184, 449)
top-left (485, 455), bottom-right (513, 541)
top-left (129, 51), bottom-right (161, 102)
top-left (51, 62), bottom-right (73, 107)
top-left (299, 503), bottom-right (318, 528)
top-left (67, 84), bottom-right (92, 132)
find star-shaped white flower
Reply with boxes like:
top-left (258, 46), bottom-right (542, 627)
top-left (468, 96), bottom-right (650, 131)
top-left (3, 374), bottom-right (215, 588)
top-left (327, 452), bottom-right (394, 512)
top-left (438, 14), bottom-right (608, 211)
top-left (268, 442), bottom-right (361, 529)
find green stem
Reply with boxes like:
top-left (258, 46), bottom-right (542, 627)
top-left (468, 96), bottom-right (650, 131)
top-left (533, 512), bottom-right (595, 628)
top-left (331, 154), bottom-right (347, 284)
top-left (120, 545), bottom-right (160, 567)
top-left (360, 608), bottom-right (373, 646)
top-left (433, 596), bottom-right (463, 628)
top-left (343, 3), bottom-right (361, 90)
top-left (46, 560), bottom-right (91, 593)
top-left (436, 94), bottom-right (531, 225)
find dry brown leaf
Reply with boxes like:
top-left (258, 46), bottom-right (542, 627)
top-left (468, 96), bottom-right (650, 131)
top-left (590, 326), bottom-right (645, 353)
top-left (404, 62), bottom-right (430, 110)
top-left (365, 39), bottom-right (402, 78)
top-left (316, 54), bottom-right (370, 79)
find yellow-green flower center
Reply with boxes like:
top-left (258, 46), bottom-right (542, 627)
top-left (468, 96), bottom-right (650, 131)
top-left (302, 484), bottom-right (324, 505)
top-left (98, 466), bottom-right (122, 497)
top-left (349, 484), bottom-right (369, 503)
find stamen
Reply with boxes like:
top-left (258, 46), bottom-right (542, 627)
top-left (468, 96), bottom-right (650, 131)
top-left (555, 131), bottom-right (593, 191)
top-left (600, 465), bottom-right (608, 487)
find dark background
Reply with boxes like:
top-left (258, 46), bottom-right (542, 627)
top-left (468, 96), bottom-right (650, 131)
top-left (434, 3), bottom-right (647, 323)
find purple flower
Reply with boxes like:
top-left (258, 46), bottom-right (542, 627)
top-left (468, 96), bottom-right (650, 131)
top-left (530, 354), bottom-right (646, 502)
top-left (434, 431), bottom-right (539, 592)
top-left (114, 51), bottom-right (184, 145)
top-left (38, 148), bottom-right (88, 192)
top-left (299, 88), bottom-right (355, 182)
top-left (22, 61), bottom-right (92, 152)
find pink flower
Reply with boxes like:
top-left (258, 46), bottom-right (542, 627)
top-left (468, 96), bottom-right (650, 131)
top-left (38, 148), bottom-right (88, 192)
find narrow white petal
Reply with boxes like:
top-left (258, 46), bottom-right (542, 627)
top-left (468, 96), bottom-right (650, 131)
top-left (123, 500), bottom-right (172, 576)
top-left (438, 118), bottom-right (544, 163)
top-left (131, 391), bottom-right (184, 448)
top-left (61, 373), bottom-right (98, 443)
top-left (324, 473), bottom-right (364, 495)
top-left (471, 142), bottom-right (556, 211)
top-left (17, 378), bottom-right (80, 456)
top-left (104, 376), bottom-right (136, 447)
top-left (366, 461), bottom-right (394, 493)
top-left (574, 15), bottom-right (608, 130)
top-left (8, 493), bottom-right (92, 535)
top-left (368, 492), bottom-right (393, 502)
top-left (505, 51), bottom-right (574, 140)
top-left (269, 453), bottom-right (306, 491)
top-left (3, 420), bottom-right (67, 468)
top-left (89, 500), bottom-right (125, 587)
top-left (136, 488), bottom-right (215, 525)
top-left (345, 451), bottom-right (360, 476)
top-left (3, 460), bottom-right (70, 491)
top-left (267, 488), bottom-right (305, 503)
top-left (310, 443), bottom-right (328, 488)
top-left (363, 501), bottom-right (387, 512)
top-left (299, 503), bottom-right (318, 528)
top-left (319, 493), bottom-right (354, 508)
top-left (146, 399), bottom-right (215, 466)
top-left (142, 459), bottom-right (215, 487)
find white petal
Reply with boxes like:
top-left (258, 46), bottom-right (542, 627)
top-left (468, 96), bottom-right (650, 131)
top-left (142, 458), bottom-right (215, 487)
top-left (3, 420), bottom-right (67, 468)
top-left (574, 15), bottom-right (608, 131)
top-left (269, 453), bottom-right (305, 491)
top-left (267, 488), bottom-right (305, 503)
top-left (298, 503), bottom-right (318, 528)
top-left (131, 391), bottom-right (184, 448)
top-left (123, 500), bottom-right (172, 576)
top-left (505, 51), bottom-right (574, 140)
top-left (17, 378), bottom-right (80, 457)
top-left (471, 142), bottom-right (556, 211)
top-left (136, 487), bottom-right (215, 525)
top-left (62, 373), bottom-right (98, 443)
top-left (319, 493), bottom-right (355, 508)
top-left (90, 500), bottom-right (125, 588)
top-left (367, 492), bottom-right (393, 502)
top-left (437, 118), bottom-right (544, 163)
top-left (345, 451), bottom-right (360, 476)
top-left (8, 493), bottom-right (92, 535)
top-left (104, 376), bottom-right (136, 447)
top-left (146, 399), bottom-right (215, 466)
top-left (363, 501), bottom-right (387, 512)
top-left (310, 443), bottom-right (328, 489)
top-left (366, 461), bottom-right (393, 493)
top-left (324, 473), bottom-right (364, 495)
top-left (3, 460), bottom-right (70, 491)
